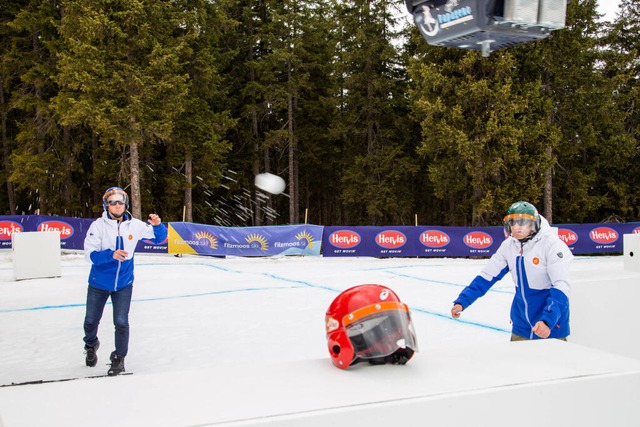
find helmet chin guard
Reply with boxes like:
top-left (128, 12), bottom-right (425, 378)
top-left (325, 284), bottom-right (418, 369)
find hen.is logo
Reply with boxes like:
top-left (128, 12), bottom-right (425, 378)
top-left (463, 231), bottom-right (493, 249)
top-left (329, 230), bottom-right (361, 249)
top-left (375, 230), bottom-right (406, 249)
top-left (589, 227), bottom-right (618, 244)
top-left (38, 220), bottom-right (74, 239)
top-left (420, 230), bottom-right (450, 248)
top-left (0, 221), bottom-right (23, 240)
top-left (558, 229), bottom-right (578, 245)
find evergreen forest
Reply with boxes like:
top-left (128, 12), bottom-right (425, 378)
top-left (1, 0), bottom-right (638, 227)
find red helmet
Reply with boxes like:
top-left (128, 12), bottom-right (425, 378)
top-left (325, 284), bottom-right (418, 369)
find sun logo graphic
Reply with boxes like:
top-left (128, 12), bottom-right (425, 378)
top-left (295, 231), bottom-right (315, 249)
top-left (194, 231), bottom-right (218, 249)
top-left (246, 233), bottom-right (269, 250)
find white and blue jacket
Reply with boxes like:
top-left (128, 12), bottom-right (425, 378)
top-left (84, 211), bottom-right (168, 292)
top-left (454, 217), bottom-right (573, 339)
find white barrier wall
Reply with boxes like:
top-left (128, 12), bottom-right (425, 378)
top-left (623, 233), bottom-right (640, 272)
top-left (11, 231), bottom-right (61, 281)
top-left (1, 340), bottom-right (639, 426)
top-left (570, 261), bottom-right (640, 360)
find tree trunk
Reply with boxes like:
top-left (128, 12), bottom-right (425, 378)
top-left (91, 132), bottom-right (100, 214)
top-left (288, 87), bottom-right (296, 224)
top-left (184, 150), bottom-right (193, 222)
top-left (62, 126), bottom-right (73, 213)
top-left (1, 80), bottom-right (16, 214)
top-left (252, 110), bottom-right (261, 226)
top-left (248, 41), bottom-right (262, 226)
top-left (130, 140), bottom-right (142, 219)
top-left (33, 33), bottom-right (47, 215)
top-left (544, 146), bottom-right (553, 224)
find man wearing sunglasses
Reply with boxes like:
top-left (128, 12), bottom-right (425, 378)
top-left (450, 201), bottom-right (573, 341)
top-left (82, 186), bottom-right (168, 375)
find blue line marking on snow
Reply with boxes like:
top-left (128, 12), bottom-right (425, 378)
top-left (382, 270), bottom-right (515, 295)
top-left (133, 286), bottom-right (304, 303)
top-left (0, 303), bottom-right (87, 312)
top-left (258, 272), bottom-right (339, 292)
top-left (0, 260), bottom-right (509, 333)
top-left (136, 261), bottom-right (243, 274)
top-left (0, 286), bottom-right (302, 313)
top-left (411, 307), bottom-right (510, 333)
top-left (139, 262), bottom-right (339, 292)
top-left (360, 264), bottom-right (449, 271)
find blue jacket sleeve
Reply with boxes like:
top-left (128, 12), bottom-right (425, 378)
top-left (90, 249), bottom-right (116, 265)
top-left (539, 287), bottom-right (569, 329)
top-left (454, 265), bottom-right (509, 309)
top-left (150, 223), bottom-right (168, 245)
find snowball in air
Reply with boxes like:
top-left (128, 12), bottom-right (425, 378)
top-left (255, 173), bottom-right (286, 195)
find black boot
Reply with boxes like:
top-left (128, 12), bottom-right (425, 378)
top-left (84, 340), bottom-right (100, 367)
top-left (108, 353), bottom-right (125, 376)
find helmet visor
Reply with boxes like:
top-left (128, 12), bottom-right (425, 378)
top-left (505, 217), bottom-right (536, 228)
top-left (344, 303), bottom-right (418, 360)
top-left (504, 213), bottom-right (538, 234)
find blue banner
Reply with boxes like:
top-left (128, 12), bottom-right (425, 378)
top-left (556, 223), bottom-right (640, 254)
top-left (168, 223), bottom-right (323, 256)
top-left (322, 223), bottom-right (640, 257)
top-left (322, 225), bottom-right (507, 257)
top-left (2, 215), bottom-right (639, 257)
top-left (0, 215), bottom-right (91, 250)
top-left (0, 215), bottom-right (168, 253)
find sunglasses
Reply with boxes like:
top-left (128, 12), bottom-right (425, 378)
top-left (107, 200), bottom-right (125, 206)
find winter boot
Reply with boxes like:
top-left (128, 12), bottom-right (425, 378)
top-left (107, 353), bottom-right (125, 376)
top-left (84, 340), bottom-right (100, 367)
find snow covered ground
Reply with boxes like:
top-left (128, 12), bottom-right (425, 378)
top-left (0, 252), bottom-right (637, 426)
top-left (0, 252), bottom-right (516, 384)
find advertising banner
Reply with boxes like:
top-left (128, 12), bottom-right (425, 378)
top-left (168, 223), bottom-right (323, 257)
top-left (2, 216), bottom-right (640, 258)
top-left (322, 225), bottom-right (506, 257)
top-left (322, 223), bottom-right (640, 257)
top-left (0, 215), bottom-right (168, 253)
top-left (556, 223), bottom-right (640, 254)
top-left (0, 215), bottom-right (90, 250)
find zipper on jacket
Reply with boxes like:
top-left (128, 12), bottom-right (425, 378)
top-left (114, 223), bottom-right (123, 291)
top-left (516, 242), bottom-right (534, 339)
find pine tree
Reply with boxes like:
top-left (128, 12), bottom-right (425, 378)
top-left (293, 0), bottom-right (342, 225)
top-left (6, 0), bottom-right (73, 215)
top-left (0, 0), bottom-right (29, 214)
top-left (332, 0), bottom-right (418, 225)
top-left (521, 0), bottom-right (635, 223)
top-left (600, 0), bottom-right (640, 221)
top-left (54, 0), bottom-right (193, 218)
top-left (408, 42), bottom-right (555, 226)
top-left (162, 0), bottom-right (235, 223)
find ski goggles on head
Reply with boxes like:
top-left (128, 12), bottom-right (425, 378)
top-left (106, 192), bottom-right (127, 206)
top-left (504, 213), bottom-right (536, 227)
